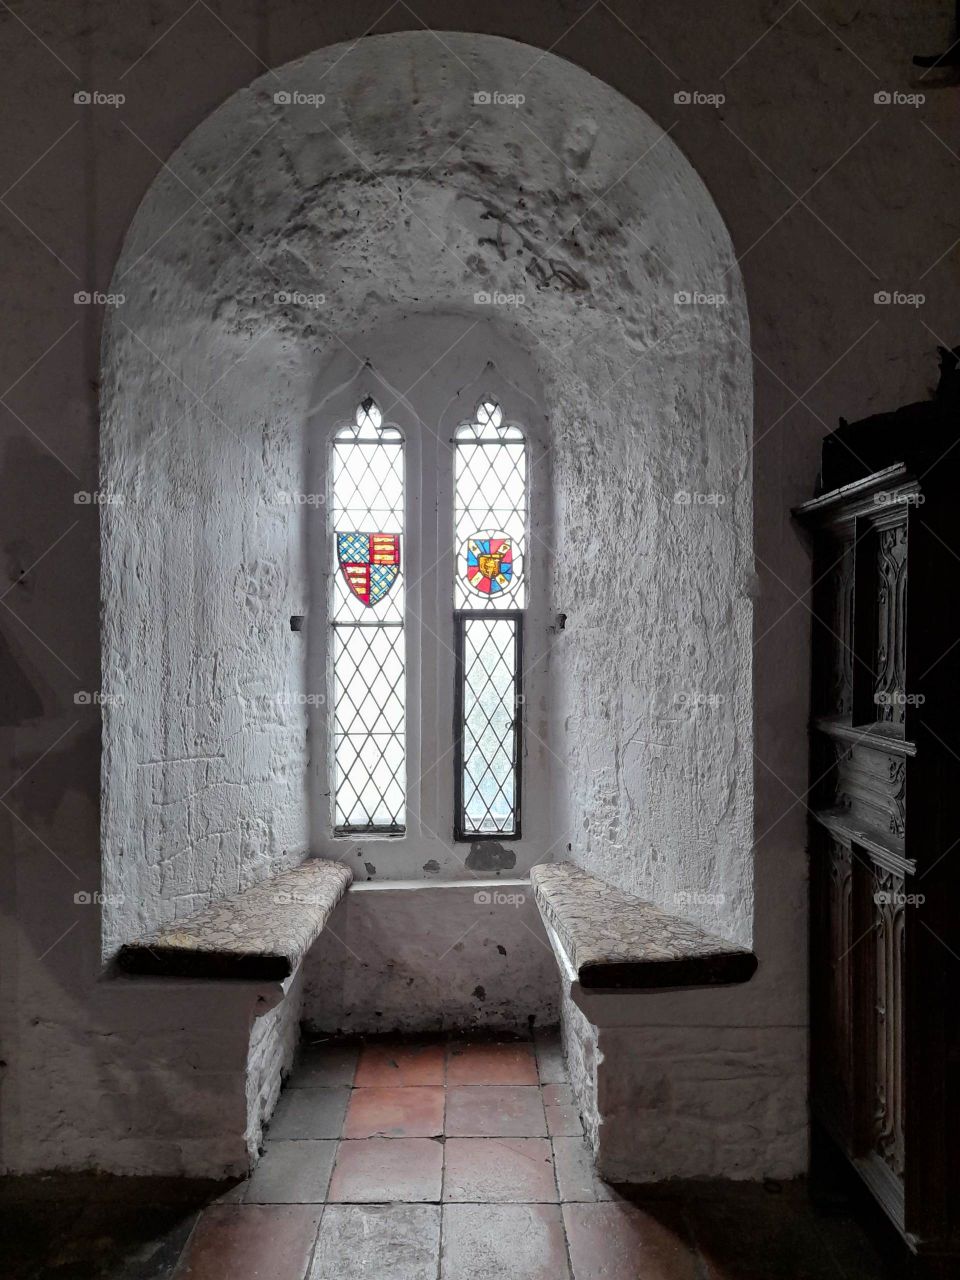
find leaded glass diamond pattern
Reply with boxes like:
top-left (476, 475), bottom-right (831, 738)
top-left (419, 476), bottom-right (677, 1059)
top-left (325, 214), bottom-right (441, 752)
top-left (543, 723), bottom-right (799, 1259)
top-left (333, 400), bottom-right (404, 625)
top-left (333, 623), bottom-right (405, 830)
top-left (455, 400), bottom-right (526, 609)
top-left (460, 616), bottom-right (519, 836)
top-left (331, 399), bottom-right (406, 832)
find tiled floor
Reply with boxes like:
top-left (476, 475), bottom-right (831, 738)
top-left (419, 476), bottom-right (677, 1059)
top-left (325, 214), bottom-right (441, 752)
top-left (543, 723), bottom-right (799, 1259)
top-left (1, 1031), bottom-right (908, 1279)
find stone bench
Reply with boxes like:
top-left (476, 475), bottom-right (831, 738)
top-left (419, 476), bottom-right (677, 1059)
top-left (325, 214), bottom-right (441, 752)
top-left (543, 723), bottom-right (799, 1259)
top-left (116, 858), bottom-right (353, 981)
top-left (529, 862), bottom-right (791, 1185)
top-left (529, 861), bottom-right (757, 990)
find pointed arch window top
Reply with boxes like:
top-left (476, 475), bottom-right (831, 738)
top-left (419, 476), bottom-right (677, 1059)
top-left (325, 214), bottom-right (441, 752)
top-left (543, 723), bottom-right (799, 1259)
top-left (335, 397), bottom-right (402, 443)
top-left (455, 399), bottom-right (524, 443)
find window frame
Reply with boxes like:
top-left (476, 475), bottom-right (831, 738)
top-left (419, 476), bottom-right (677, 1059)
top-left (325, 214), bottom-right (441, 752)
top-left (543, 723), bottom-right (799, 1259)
top-left (453, 607), bottom-right (524, 842)
top-left (307, 383), bottom-right (423, 850)
top-left (329, 401), bottom-right (407, 835)
top-left (307, 351), bottom-right (551, 874)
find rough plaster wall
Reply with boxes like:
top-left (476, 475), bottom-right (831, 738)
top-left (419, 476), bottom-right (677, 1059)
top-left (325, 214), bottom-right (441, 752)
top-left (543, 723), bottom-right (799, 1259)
top-left (100, 330), bottom-right (311, 954)
top-left (302, 885), bottom-right (559, 1034)
top-left (0, 954), bottom-right (260, 1177)
top-left (246, 971), bottom-right (304, 1162)
top-left (560, 986), bottom-right (601, 1152)
top-left (561, 963), bottom-right (807, 1180)
top-left (99, 33), bottom-right (752, 942)
top-left (594, 1022), bottom-right (807, 1182)
top-left (3, 3), bottom-right (957, 1179)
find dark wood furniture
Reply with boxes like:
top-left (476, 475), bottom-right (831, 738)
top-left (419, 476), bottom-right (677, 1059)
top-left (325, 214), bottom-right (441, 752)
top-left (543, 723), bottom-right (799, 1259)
top-left (794, 347), bottom-right (960, 1276)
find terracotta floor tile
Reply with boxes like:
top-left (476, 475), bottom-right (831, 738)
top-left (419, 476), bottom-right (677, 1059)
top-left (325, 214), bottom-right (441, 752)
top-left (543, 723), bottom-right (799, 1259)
top-left (441, 1202), bottom-right (570, 1279)
top-left (173, 1204), bottom-right (321, 1279)
top-left (545, 1102), bottom-right (583, 1137)
top-left (443, 1137), bottom-right (558, 1203)
top-left (445, 1085), bottom-right (547, 1137)
top-left (343, 1085), bottom-right (445, 1138)
top-left (310, 1204), bottom-right (440, 1280)
top-left (552, 1136), bottom-right (622, 1203)
top-left (244, 1140), bottom-right (337, 1204)
top-left (328, 1137), bottom-right (443, 1202)
top-left (563, 1202), bottom-right (700, 1280)
top-left (446, 1041), bottom-right (539, 1086)
top-left (288, 1042), bottom-right (359, 1088)
top-left (268, 1087), bottom-right (351, 1139)
top-left (355, 1041), bottom-right (445, 1087)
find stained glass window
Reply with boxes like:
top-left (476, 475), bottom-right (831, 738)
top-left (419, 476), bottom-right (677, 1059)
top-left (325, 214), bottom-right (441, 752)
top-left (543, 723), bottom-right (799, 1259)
top-left (454, 400), bottom-right (526, 839)
top-left (331, 398), bottom-right (405, 832)
top-left (455, 399), bottom-right (526, 610)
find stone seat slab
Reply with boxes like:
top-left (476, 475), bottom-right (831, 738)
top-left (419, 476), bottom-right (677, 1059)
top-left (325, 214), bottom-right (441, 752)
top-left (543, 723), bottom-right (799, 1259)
top-left (116, 858), bottom-right (352, 980)
top-left (530, 861), bottom-right (757, 990)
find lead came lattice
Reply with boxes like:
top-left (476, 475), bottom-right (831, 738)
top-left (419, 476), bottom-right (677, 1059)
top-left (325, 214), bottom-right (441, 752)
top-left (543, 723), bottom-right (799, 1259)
top-left (454, 398), bottom-right (526, 839)
top-left (332, 399), bottom-right (405, 832)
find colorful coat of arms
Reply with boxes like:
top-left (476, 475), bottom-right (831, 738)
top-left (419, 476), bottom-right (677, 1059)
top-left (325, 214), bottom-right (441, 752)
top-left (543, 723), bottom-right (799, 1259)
top-left (337, 532), bottom-right (401, 606)
top-left (463, 532), bottom-right (515, 597)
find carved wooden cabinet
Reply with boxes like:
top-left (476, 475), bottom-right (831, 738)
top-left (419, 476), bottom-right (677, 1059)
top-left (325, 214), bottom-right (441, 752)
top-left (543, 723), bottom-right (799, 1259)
top-left (796, 374), bottom-right (960, 1274)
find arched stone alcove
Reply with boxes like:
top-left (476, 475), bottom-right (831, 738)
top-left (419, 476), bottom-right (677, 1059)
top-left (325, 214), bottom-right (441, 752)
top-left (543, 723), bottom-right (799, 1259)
top-left (100, 31), bottom-right (753, 964)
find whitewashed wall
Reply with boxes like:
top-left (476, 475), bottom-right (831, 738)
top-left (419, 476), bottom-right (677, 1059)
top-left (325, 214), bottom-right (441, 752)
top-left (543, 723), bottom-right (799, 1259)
top-left (99, 33), bottom-right (752, 943)
top-left (3, 4), bottom-right (955, 1177)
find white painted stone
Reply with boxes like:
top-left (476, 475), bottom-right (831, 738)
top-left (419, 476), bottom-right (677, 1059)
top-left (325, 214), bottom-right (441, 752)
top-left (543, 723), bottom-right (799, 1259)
top-left (302, 881), bottom-right (559, 1034)
top-left (552, 921), bottom-right (806, 1181)
top-left (90, 32), bottom-right (751, 1178)
top-left (100, 32), bottom-right (752, 953)
top-left (7, 8), bottom-right (951, 1180)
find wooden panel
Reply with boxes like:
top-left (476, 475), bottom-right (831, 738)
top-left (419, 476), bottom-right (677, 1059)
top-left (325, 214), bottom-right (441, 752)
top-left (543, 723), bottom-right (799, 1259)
top-left (872, 523), bottom-right (908, 730)
top-left (870, 865), bottom-right (906, 1183)
top-left (799, 413), bottom-right (960, 1263)
top-left (810, 535), bottom-right (855, 720)
top-left (810, 831), bottom-right (855, 1141)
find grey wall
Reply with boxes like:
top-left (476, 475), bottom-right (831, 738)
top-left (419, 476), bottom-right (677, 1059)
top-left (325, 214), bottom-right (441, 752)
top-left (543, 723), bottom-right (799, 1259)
top-left (2, 1), bottom-right (956, 1176)
top-left (98, 30), bottom-right (750, 942)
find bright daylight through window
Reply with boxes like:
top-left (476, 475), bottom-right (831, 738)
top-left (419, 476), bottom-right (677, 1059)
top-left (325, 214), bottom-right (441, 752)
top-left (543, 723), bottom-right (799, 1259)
top-left (331, 398), bottom-right (405, 833)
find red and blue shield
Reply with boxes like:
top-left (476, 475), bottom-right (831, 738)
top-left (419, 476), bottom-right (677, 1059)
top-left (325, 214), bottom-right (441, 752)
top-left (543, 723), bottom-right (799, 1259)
top-left (337, 532), bottom-right (401, 606)
top-left (463, 532), bottom-right (514, 596)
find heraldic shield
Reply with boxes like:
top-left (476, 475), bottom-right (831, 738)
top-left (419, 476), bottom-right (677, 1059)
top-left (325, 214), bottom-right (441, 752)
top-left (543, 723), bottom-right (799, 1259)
top-left (463, 531), bottom-right (515, 597)
top-left (337, 532), bottom-right (401, 606)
